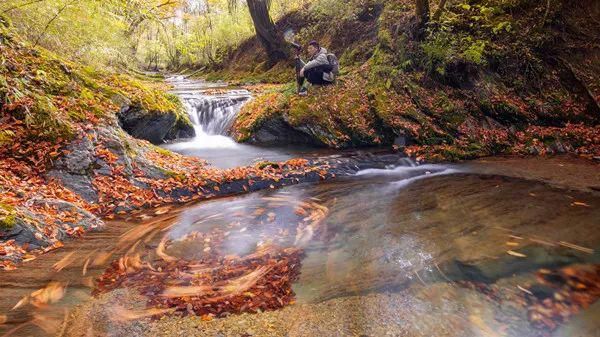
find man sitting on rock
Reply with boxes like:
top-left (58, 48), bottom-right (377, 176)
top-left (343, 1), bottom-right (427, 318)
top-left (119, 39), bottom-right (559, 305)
top-left (296, 40), bottom-right (335, 96)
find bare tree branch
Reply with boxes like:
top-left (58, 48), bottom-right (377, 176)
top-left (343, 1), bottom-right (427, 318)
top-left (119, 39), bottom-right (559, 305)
top-left (33, 0), bottom-right (78, 48)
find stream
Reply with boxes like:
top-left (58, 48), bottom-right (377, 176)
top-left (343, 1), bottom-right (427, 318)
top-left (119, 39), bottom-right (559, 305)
top-left (162, 76), bottom-right (322, 168)
top-left (1, 77), bottom-right (599, 337)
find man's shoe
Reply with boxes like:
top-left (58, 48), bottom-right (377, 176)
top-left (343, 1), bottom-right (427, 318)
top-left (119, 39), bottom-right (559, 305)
top-left (298, 87), bottom-right (308, 96)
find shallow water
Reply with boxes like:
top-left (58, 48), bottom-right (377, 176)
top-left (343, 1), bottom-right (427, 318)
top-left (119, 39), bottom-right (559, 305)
top-left (161, 163), bottom-right (600, 302)
top-left (1, 158), bottom-right (599, 336)
top-left (1, 77), bottom-right (599, 336)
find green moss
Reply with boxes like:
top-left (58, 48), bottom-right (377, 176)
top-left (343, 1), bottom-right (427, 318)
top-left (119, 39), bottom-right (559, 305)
top-left (0, 203), bottom-right (17, 230)
top-left (34, 57), bottom-right (73, 95)
top-left (440, 109), bottom-right (467, 128)
top-left (288, 99), bottom-right (314, 125)
top-left (152, 145), bottom-right (176, 157)
top-left (175, 113), bottom-right (193, 129)
top-left (25, 94), bottom-right (74, 141)
top-left (0, 130), bottom-right (15, 146)
top-left (256, 161), bottom-right (280, 170)
top-left (160, 167), bottom-right (186, 180)
top-left (0, 214), bottom-right (16, 229)
top-left (479, 99), bottom-right (523, 124)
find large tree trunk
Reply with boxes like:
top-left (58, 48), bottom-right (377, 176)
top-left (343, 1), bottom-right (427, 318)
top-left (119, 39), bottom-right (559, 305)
top-left (247, 0), bottom-right (287, 65)
top-left (415, 0), bottom-right (430, 39)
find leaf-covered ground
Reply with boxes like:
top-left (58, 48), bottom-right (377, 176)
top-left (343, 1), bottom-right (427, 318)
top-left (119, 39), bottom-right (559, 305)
top-left (219, 0), bottom-right (600, 161)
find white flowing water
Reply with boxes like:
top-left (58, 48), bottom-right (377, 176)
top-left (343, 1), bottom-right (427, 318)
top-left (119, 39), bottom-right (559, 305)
top-left (163, 76), bottom-right (315, 168)
top-left (166, 76), bottom-right (249, 149)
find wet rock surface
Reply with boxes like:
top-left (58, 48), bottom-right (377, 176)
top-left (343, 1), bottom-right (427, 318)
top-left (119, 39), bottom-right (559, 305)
top-left (0, 198), bottom-right (104, 261)
top-left (118, 105), bottom-right (195, 144)
top-left (244, 116), bottom-right (327, 147)
top-left (47, 126), bottom-right (167, 203)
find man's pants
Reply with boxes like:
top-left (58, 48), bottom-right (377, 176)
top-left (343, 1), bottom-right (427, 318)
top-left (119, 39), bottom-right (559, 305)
top-left (296, 58), bottom-right (333, 88)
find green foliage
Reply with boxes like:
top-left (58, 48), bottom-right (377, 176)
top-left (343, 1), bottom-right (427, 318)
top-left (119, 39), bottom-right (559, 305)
top-left (421, 32), bottom-right (453, 75)
top-left (1, 0), bottom-right (133, 68)
top-left (461, 39), bottom-right (487, 65)
top-left (136, 0), bottom-right (309, 69)
top-left (404, 0), bottom-right (526, 75)
top-left (492, 21), bottom-right (512, 34)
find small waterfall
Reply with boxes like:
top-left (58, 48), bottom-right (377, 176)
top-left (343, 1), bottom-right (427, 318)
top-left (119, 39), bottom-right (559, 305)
top-left (165, 76), bottom-right (252, 150)
top-left (184, 90), bottom-right (251, 135)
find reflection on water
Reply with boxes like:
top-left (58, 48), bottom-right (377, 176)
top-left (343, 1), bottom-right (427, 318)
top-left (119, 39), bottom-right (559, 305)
top-left (148, 162), bottom-right (598, 337)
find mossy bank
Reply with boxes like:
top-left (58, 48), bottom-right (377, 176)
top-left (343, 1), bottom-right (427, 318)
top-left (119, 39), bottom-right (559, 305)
top-left (209, 0), bottom-right (599, 161)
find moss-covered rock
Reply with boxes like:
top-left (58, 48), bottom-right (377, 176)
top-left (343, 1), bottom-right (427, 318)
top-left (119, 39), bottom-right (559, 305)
top-left (0, 204), bottom-right (17, 230)
top-left (0, 21), bottom-right (197, 153)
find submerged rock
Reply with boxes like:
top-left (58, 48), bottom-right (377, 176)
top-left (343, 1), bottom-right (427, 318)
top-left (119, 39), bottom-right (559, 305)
top-left (554, 298), bottom-right (600, 337)
top-left (64, 283), bottom-right (539, 337)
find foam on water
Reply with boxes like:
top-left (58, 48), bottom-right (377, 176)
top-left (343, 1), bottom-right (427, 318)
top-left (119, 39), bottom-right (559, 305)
top-left (356, 161), bottom-right (459, 187)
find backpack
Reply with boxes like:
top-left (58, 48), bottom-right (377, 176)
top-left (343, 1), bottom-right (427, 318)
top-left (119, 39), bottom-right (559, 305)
top-left (326, 53), bottom-right (340, 76)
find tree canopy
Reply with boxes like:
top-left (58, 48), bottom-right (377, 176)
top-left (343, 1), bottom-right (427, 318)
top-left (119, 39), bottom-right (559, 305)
top-left (1, 0), bottom-right (308, 70)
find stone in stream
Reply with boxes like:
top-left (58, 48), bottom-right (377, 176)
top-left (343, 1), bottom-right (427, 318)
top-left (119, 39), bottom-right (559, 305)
top-left (437, 245), bottom-right (599, 284)
top-left (118, 105), bottom-right (195, 145)
top-left (0, 199), bottom-right (104, 260)
top-left (244, 116), bottom-right (328, 147)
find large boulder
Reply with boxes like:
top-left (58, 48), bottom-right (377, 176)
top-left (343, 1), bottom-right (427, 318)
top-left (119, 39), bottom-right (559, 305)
top-left (47, 126), bottom-right (169, 202)
top-left (118, 105), bottom-right (195, 144)
top-left (244, 116), bottom-right (327, 147)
